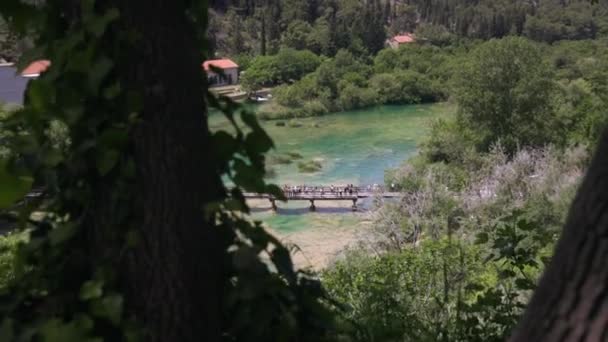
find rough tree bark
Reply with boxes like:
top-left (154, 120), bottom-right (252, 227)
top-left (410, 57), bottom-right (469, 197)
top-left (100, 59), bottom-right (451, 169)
top-left (94, 1), bottom-right (224, 341)
top-left (510, 129), bottom-right (608, 341)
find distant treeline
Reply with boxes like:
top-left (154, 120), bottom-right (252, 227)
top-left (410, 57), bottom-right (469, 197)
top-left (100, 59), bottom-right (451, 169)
top-left (209, 0), bottom-right (608, 57)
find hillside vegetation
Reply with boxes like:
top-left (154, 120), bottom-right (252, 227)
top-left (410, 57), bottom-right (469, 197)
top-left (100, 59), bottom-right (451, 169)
top-left (320, 36), bottom-right (606, 341)
top-left (1, 1), bottom-right (608, 340)
top-left (210, 0), bottom-right (608, 58)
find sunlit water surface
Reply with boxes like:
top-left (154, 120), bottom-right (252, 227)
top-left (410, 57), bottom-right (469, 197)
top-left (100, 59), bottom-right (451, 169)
top-left (209, 103), bottom-right (452, 235)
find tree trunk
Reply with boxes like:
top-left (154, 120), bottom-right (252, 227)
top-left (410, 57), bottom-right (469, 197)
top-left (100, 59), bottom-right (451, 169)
top-left (510, 129), bottom-right (608, 341)
top-left (98, 1), bottom-right (224, 341)
top-left (260, 12), bottom-right (267, 56)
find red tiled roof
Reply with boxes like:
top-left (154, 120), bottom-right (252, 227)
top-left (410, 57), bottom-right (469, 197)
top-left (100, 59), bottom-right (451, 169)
top-left (393, 34), bottom-right (415, 44)
top-left (21, 60), bottom-right (51, 77)
top-left (203, 59), bottom-right (238, 71)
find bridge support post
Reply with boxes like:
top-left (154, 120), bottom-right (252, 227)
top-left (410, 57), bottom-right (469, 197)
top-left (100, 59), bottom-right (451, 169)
top-left (269, 198), bottom-right (277, 212)
top-left (352, 199), bottom-right (358, 212)
top-left (309, 199), bottom-right (316, 212)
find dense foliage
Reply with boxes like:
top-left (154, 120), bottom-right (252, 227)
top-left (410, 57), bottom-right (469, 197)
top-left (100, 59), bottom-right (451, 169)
top-left (0, 1), bottom-right (337, 341)
top-left (209, 0), bottom-right (608, 59)
top-left (0, 0), bottom-right (607, 341)
top-left (453, 37), bottom-right (557, 153)
top-left (324, 142), bottom-right (587, 340)
top-left (0, 17), bottom-right (23, 62)
top-left (319, 24), bottom-right (607, 342)
top-left (257, 45), bottom-right (457, 118)
top-left (240, 48), bottom-right (322, 91)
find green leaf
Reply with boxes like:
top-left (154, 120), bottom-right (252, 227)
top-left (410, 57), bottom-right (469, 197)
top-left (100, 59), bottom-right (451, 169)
top-left (87, 8), bottom-right (120, 37)
top-left (98, 127), bottom-right (128, 149)
top-left (464, 283), bottom-right (485, 292)
top-left (103, 82), bottom-right (121, 99)
top-left (515, 278), bottom-right (535, 291)
top-left (265, 184), bottom-right (286, 201)
top-left (233, 246), bottom-right (262, 273)
top-left (0, 160), bottom-right (32, 209)
top-left (15, 46), bottom-right (46, 73)
top-left (49, 223), bottom-right (77, 246)
top-left (271, 247), bottom-right (295, 283)
top-left (42, 148), bottom-right (63, 167)
top-left (88, 57), bottom-right (114, 93)
top-left (13, 134), bottom-right (39, 154)
top-left (474, 232), bottom-right (488, 245)
top-left (498, 269), bottom-right (516, 280)
top-left (96, 149), bottom-right (120, 176)
top-left (80, 280), bottom-right (104, 301)
top-left (27, 79), bottom-right (54, 112)
top-left (517, 219), bottom-right (535, 231)
top-left (90, 294), bottom-right (123, 325)
top-left (0, 318), bottom-right (14, 342)
top-left (38, 317), bottom-right (94, 342)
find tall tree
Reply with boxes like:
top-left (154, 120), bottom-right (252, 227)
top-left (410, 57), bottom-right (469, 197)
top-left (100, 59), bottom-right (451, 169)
top-left (260, 11), bottom-right (267, 55)
top-left (226, 8), bottom-right (248, 55)
top-left (265, 0), bottom-right (282, 54)
top-left (454, 37), bottom-right (557, 153)
top-left (0, 18), bottom-right (24, 62)
top-left (510, 128), bottom-right (608, 340)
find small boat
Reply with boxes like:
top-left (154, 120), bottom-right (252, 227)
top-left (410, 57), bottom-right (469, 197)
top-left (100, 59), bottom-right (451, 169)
top-left (249, 95), bottom-right (270, 102)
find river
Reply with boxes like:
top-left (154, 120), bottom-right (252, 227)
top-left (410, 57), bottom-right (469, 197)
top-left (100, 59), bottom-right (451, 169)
top-left (209, 103), bottom-right (452, 268)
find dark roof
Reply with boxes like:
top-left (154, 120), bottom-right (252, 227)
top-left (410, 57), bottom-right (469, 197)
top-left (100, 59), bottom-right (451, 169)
top-left (0, 65), bottom-right (29, 105)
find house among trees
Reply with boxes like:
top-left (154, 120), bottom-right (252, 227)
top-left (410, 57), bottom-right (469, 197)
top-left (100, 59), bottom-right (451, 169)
top-left (388, 33), bottom-right (416, 49)
top-left (0, 63), bottom-right (29, 105)
top-left (203, 58), bottom-right (239, 87)
top-left (0, 60), bottom-right (50, 105)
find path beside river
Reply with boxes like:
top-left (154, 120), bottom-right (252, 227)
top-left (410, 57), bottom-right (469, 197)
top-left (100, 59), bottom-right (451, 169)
top-left (250, 198), bottom-right (374, 269)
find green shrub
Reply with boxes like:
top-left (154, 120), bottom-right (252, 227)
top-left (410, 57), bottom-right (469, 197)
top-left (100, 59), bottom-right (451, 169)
top-left (453, 37), bottom-right (558, 154)
top-left (324, 239), bottom-right (490, 341)
top-left (0, 231), bottom-right (27, 290)
top-left (300, 100), bottom-right (328, 117)
top-left (419, 118), bottom-right (479, 166)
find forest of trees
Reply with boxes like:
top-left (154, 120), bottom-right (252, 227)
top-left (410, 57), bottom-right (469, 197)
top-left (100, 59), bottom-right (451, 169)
top-left (1, 0), bottom-right (608, 341)
top-left (322, 36), bottom-right (608, 340)
top-left (209, 0), bottom-right (608, 58)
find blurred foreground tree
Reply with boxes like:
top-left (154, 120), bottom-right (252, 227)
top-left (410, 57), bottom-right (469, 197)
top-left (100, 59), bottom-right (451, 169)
top-left (510, 129), bottom-right (608, 340)
top-left (0, 0), bottom-right (334, 341)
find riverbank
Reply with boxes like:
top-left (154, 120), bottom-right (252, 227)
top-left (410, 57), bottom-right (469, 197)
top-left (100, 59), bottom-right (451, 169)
top-left (248, 198), bottom-right (371, 269)
top-left (256, 99), bottom-right (445, 121)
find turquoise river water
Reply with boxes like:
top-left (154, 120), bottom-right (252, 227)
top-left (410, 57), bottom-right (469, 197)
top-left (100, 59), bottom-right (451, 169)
top-left (209, 103), bottom-right (451, 234)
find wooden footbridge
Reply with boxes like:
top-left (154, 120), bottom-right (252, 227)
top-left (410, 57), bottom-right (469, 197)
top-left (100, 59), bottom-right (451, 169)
top-left (24, 185), bottom-right (400, 212)
top-left (244, 185), bottom-right (401, 211)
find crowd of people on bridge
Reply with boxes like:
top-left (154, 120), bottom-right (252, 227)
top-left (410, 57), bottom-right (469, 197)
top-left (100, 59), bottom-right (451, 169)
top-left (282, 184), bottom-right (385, 197)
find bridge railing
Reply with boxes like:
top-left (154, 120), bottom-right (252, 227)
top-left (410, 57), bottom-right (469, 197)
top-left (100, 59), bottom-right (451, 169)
top-left (281, 184), bottom-right (389, 194)
top-left (242, 184), bottom-right (395, 199)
